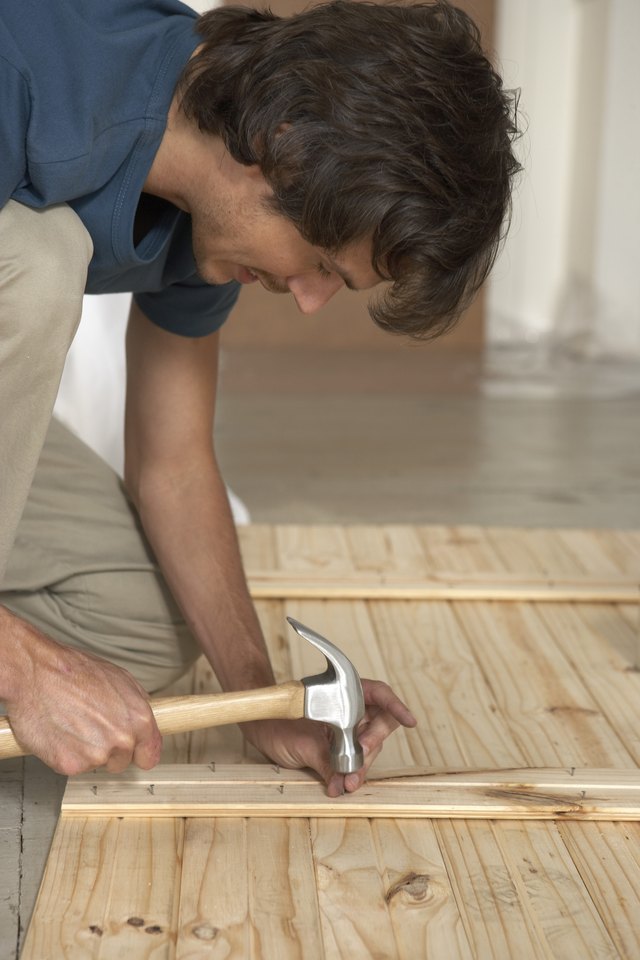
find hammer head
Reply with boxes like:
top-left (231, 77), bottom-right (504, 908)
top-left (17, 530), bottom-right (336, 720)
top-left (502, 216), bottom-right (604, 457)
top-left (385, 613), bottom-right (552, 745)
top-left (287, 617), bottom-right (365, 774)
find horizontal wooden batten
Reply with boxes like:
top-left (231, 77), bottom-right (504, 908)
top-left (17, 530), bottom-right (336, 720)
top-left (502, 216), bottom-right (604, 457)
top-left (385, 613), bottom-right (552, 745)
top-left (62, 764), bottom-right (640, 821)
top-left (246, 571), bottom-right (640, 602)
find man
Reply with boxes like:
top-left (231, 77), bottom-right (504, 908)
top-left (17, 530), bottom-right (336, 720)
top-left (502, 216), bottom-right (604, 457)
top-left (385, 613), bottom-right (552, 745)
top-left (0, 1), bottom-right (519, 795)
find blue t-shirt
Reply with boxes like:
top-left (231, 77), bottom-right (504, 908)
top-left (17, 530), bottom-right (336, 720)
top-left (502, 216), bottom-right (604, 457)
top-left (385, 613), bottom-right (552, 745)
top-left (0, 0), bottom-right (239, 336)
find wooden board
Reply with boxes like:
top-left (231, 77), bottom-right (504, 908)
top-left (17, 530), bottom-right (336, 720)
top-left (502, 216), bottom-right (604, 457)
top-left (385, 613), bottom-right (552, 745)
top-left (21, 525), bottom-right (640, 960)
top-left (62, 764), bottom-right (640, 820)
top-left (246, 571), bottom-right (640, 601)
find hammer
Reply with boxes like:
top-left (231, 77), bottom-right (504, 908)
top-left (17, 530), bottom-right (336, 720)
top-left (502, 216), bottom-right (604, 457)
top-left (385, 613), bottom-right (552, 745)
top-left (0, 618), bottom-right (366, 772)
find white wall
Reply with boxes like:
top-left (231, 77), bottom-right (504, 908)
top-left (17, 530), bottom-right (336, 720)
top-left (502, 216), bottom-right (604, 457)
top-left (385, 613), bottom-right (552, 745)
top-left (488, 0), bottom-right (640, 357)
top-left (589, 0), bottom-right (640, 355)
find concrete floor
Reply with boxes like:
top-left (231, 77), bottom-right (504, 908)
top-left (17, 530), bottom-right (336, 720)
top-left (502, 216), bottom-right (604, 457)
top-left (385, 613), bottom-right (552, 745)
top-left (2, 346), bottom-right (639, 959)
top-left (216, 346), bottom-right (640, 529)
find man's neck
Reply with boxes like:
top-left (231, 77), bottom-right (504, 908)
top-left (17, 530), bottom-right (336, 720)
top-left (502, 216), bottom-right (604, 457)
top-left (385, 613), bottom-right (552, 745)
top-left (143, 96), bottom-right (204, 212)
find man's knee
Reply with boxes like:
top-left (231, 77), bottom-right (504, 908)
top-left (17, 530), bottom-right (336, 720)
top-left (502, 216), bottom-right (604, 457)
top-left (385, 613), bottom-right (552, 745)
top-left (2, 569), bottom-right (200, 693)
top-left (0, 201), bottom-right (93, 340)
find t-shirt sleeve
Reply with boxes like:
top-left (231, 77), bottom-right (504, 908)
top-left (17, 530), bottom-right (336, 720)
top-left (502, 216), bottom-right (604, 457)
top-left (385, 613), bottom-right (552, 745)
top-left (0, 57), bottom-right (30, 207)
top-left (134, 276), bottom-right (241, 338)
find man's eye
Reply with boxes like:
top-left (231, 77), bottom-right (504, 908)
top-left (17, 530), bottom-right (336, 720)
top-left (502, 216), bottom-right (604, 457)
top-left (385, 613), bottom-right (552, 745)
top-left (316, 263), bottom-right (332, 279)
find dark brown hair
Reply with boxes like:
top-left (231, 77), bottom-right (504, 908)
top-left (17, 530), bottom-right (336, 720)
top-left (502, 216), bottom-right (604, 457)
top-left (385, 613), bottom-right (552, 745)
top-left (178, 1), bottom-right (521, 339)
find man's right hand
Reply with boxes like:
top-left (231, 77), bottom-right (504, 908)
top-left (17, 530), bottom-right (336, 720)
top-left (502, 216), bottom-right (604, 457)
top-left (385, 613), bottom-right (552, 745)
top-left (1, 606), bottom-right (162, 775)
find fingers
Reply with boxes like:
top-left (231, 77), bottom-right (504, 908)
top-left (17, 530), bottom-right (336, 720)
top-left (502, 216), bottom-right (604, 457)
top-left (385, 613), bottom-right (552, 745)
top-left (337, 680), bottom-right (417, 794)
top-left (361, 679), bottom-right (417, 728)
top-left (104, 747), bottom-right (135, 774)
top-left (241, 678), bottom-right (418, 800)
top-left (317, 755), bottom-right (345, 798)
top-left (104, 722), bottom-right (162, 774)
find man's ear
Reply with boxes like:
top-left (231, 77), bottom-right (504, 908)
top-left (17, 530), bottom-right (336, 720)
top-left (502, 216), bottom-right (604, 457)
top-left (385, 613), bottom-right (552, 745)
top-left (242, 162), bottom-right (265, 180)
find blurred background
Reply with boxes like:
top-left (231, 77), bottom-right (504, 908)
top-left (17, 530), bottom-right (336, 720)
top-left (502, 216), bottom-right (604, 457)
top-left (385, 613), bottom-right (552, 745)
top-left (54, 0), bottom-right (640, 529)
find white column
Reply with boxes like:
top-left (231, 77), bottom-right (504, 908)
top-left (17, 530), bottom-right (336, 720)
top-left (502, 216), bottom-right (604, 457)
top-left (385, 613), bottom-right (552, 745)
top-left (488, 0), bottom-right (640, 358)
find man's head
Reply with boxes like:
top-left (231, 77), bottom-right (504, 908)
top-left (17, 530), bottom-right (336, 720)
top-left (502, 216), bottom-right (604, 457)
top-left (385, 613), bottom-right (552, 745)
top-left (178, 0), bottom-right (521, 339)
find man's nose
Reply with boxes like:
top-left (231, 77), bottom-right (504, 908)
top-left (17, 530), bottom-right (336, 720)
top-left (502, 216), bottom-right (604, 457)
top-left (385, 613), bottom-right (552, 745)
top-left (287, 273), bottom-right (344, 315)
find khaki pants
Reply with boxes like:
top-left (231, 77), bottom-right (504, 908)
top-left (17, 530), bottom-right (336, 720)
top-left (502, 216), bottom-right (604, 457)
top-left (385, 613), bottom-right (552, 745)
top-left (0, 202), bottom-right (198, 692)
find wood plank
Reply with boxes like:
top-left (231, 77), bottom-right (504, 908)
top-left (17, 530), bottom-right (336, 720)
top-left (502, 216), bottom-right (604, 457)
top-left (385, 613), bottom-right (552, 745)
top-left (274, 525), bottom-right (354, 575)
top-left (606, 530), bottom-right (640, 566)
top-left (371, 819), bottom-right (475, 959)
top-left (619, 602), bottom-right (640, 637)
top-left (490, 528), bottom-right (591, 578)
top-left (492, 820), bottom-right (619, 960)
top-left (558, 821), bottom-right (640, 959)
top-left (368, 599), bottom-right (525, 768)
top-left (309, 819), bottom-right (399, 958)
top-left (247, 819), bottom-right (325, 959)
top-left (20, 817), bottom-right (117, 959)
top-left (246, 524), bottom-right (640, 599)
top-left (94, 818), bottom-right (183, 959)
top-left (237, 523), bottom-right (277, 571)
top-left (245, 570), bottom-right (640, 602)
top-left (486, 527), bottom-right (640, 581)
top-left (433, 819), bottom-right (550, 959)
top-left (450, 595), bottom-right (640, 953)
top-left (345, 524), bottom-right (430, 577)
top-left (454, 601), bottom-right (636, 767)
top-left (22, 817), bottom-right (184, 959)
top-left (20, 525), bottom-right (640, 960)
top-left (556, 529), bottom-right (628, 576)
top-left (534, 604), bottom-right (640, 765)
top-left (417, 525), bottom-right (506, 574)
top-left (63, 762), bottom-right (640, 786)
top-left (176, 819), bottom-right (250, 957)
top-left (61, 765), bottom-right (640, 820)
top-left (363, 539), bottom-right (640, 959)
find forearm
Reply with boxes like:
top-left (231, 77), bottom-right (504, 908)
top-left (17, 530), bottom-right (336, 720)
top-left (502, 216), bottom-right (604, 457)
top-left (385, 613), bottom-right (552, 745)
top-left (127, 452), bottom-right (275, 692)
top-left (0, 604), bottom-right (36, 701)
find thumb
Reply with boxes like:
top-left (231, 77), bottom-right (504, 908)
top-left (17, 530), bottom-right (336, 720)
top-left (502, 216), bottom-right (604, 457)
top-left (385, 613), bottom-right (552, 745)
top-left (309, 744), bottom-right (344, 797)
top-left (325, 768), bottom-right (346, 798)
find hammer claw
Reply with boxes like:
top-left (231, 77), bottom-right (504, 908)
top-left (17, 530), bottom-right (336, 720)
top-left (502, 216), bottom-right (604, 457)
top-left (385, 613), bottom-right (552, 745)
top-left (287, 617), bottom-right (365, 774)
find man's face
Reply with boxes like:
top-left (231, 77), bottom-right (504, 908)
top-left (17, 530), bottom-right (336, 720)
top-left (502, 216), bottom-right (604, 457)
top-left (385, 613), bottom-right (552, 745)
top-left (189, 163), bottom-right (383, 314)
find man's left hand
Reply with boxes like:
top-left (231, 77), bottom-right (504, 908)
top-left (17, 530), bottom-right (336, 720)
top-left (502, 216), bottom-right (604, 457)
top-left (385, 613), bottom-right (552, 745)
top-left (241, 678), bottom-right (417, 797)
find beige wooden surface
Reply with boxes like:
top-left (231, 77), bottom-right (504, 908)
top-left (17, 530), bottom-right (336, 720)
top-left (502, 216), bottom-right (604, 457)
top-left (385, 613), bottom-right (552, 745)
top-left (63, 764), bottom-right (640, 820)
top-left (21, 525), bottom-right (640, 959)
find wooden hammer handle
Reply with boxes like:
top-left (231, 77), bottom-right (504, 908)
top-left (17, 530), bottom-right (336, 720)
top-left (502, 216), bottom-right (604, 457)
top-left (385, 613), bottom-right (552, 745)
top-left (0, 681), bottom-right (306, 761)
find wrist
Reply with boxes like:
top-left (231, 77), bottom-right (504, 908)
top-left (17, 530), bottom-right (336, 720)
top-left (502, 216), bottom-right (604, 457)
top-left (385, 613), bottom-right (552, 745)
top-left (0, 605), bottom-right (55, 704)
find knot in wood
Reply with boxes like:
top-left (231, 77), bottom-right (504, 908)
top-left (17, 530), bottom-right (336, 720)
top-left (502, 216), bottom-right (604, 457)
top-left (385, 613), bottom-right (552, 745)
top-left (385, 872), bottom-right (430, 904)
top-left (192, 923), bottom-right (219, 941)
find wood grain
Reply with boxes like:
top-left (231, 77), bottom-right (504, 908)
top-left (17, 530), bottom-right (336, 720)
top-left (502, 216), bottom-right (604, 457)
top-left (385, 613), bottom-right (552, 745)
top-left (247, 819), bottom-right (324, 959)
top-left (61, 765), bottom-right (640, 820)
top-left (557, 821), bottom-right (640, 959)
top-left (372, 818), bottom-right (475, 959)
top-left (176, 819), bottom-right (250, 958)
top-left (492, 820), bottom-right (619, 959)
top-left (245, 570), bottom-right (640, 601)
top-left (19, 525), bottom-right (640, 960)
top-left (310, 819), bottom-right (399, 958)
